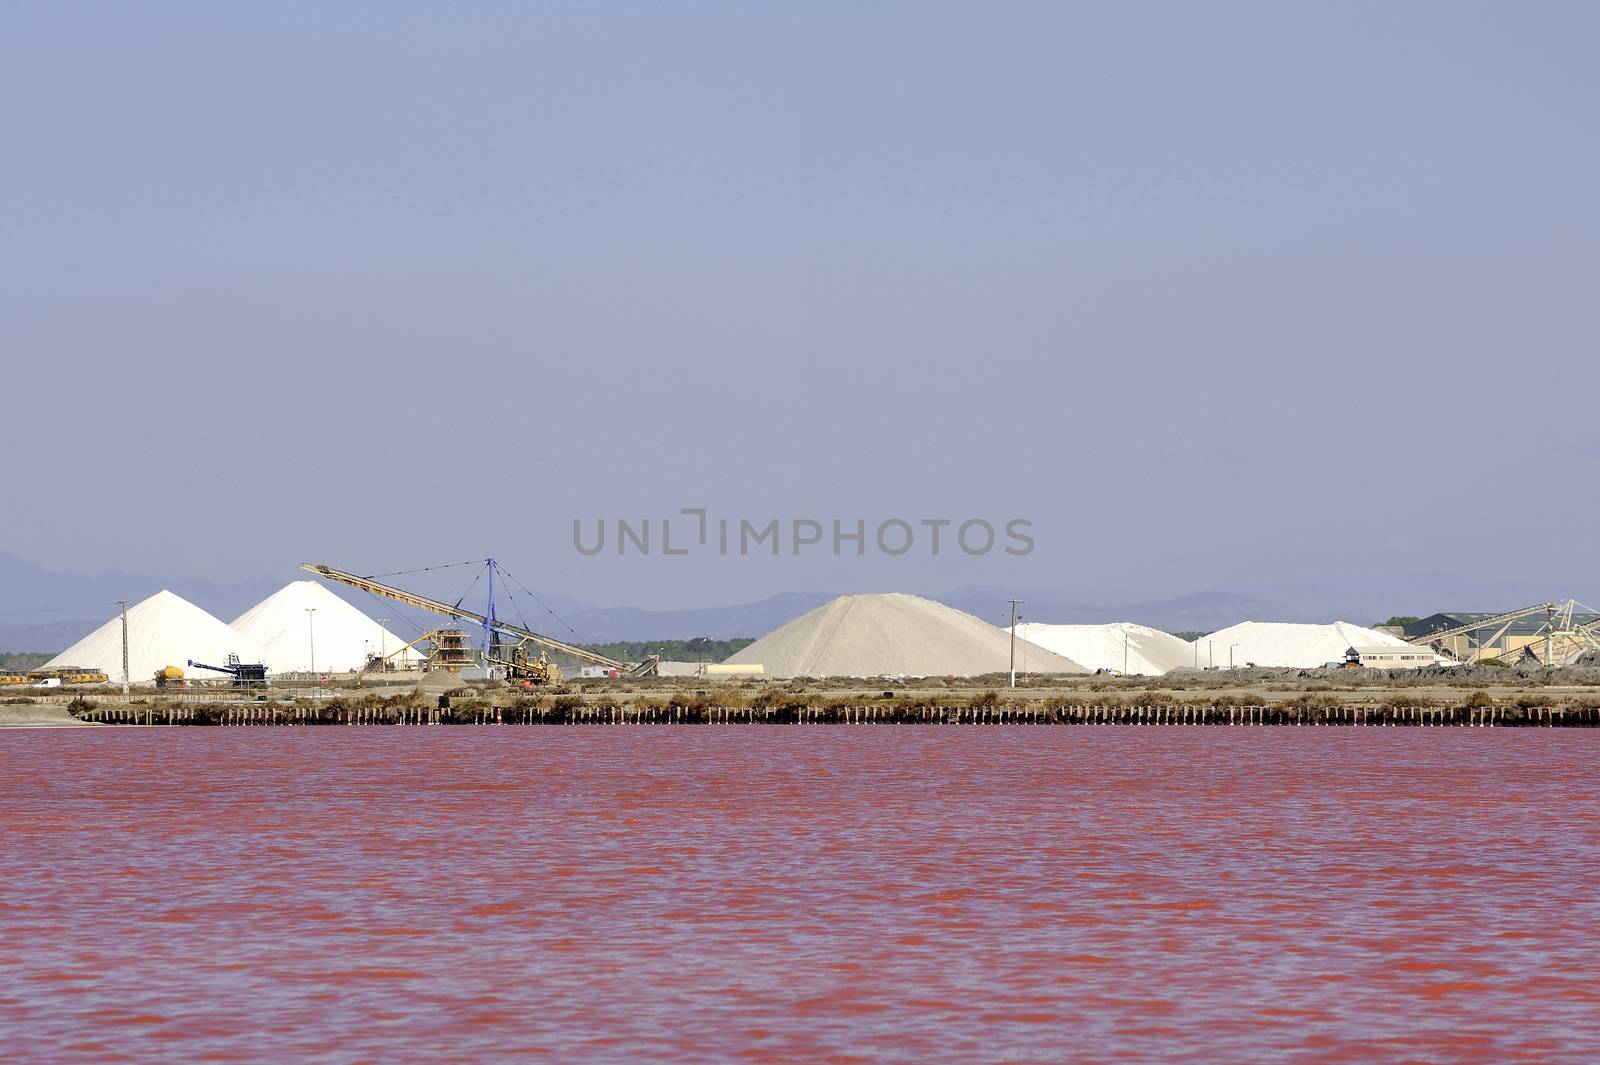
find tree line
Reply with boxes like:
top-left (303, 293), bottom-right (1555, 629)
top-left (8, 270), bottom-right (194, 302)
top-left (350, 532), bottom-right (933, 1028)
top-left (0, 652), bottom-right (54, 672)
top-left (572, 638), bottom-right (755, 665)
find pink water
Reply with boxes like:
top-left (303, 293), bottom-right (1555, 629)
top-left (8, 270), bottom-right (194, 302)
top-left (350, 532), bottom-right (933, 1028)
top-left (3, 727), bottom-right (1598, 1063)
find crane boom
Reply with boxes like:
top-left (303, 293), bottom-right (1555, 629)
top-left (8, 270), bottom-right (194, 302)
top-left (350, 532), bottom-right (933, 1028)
top-left (301, 563), bottom-right (629, 671)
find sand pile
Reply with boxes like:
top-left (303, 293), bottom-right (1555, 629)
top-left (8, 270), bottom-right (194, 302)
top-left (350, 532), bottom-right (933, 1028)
top-left (0, 704), bottom-right (88, 727)
top-left (724, 593), bottom-right (1086, 678)
top-left (232, 581), bottom-right (419, 674)
top-left (420, 670), bottom-right (459, 692)
top-left (1190, 621), bottom-right (1411, 669)
top-left (45, 590), bottom-right (270, 684)
top-left (1014, 622), bottom-right (1194, 675)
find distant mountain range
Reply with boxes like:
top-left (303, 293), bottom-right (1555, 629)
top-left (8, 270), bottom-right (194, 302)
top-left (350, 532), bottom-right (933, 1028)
top-left (0, 551), bottom-right (1582, 653)
top-left (0, 553), bottom-right (288, 653)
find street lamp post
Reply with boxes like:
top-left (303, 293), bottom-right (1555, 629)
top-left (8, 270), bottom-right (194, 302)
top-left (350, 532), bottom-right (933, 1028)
top-left (1008, 599), bottom-right (1023, 688)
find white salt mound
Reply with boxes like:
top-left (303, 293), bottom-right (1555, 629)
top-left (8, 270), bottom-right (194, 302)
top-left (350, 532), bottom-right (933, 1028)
top-left (1190, 621), bottom-right (1411, 669)
top-left (1014, 622), bottom-right (1194, 675)
top-left (45, 590), bottom-right (270, 684)
top-left (725, 593), bottom-right (1087, 678)
top-left (231, 581), bottom-right (420, 674)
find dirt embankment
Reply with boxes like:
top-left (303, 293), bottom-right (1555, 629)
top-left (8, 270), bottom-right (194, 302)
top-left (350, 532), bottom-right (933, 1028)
top-left (0, 701), bottom-right (92, 727)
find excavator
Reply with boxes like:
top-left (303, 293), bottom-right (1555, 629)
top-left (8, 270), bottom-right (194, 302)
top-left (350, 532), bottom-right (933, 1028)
top-left (302, 562), bottom-right (658, 684)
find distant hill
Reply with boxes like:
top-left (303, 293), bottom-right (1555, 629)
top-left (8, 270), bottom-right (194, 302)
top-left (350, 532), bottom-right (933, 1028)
top-left (0, 619), bottom-right (103, 654)
top-left (556, 592), bottom-right (836, 643)
top-left (0, 552), bottom-right (289, 651)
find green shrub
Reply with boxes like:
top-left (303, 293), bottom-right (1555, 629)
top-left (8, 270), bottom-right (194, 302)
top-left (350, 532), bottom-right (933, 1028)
top-left (1278, 693), bottom-right (1336, 712)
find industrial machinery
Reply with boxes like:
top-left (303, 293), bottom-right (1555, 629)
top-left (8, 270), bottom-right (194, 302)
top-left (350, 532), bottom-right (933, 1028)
top-left (187, 654), bottom-right (269, 688)
top-left (363, 627), bottom-right (476, 673)
top-left (154, 666), bottom-right (186, 689)
top-left (1, 670), bottom-right (31, 686)
top-left (1407, 600), bottom-right (1600, 666)
top-left (26, 666), bottom-right (110, 685)
top-left (303, 560), bottom-right (658, 684)
top-left (493, 639), bottom-right (562, 685)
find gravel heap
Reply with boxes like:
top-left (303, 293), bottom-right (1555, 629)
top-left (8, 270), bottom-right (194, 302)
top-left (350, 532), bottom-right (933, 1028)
top-left (725, 593), bottom-right (1087, 678)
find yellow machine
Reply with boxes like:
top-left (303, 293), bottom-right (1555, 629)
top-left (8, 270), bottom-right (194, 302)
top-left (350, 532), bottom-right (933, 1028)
top-left (26, 667), bottom-right (109, 685)
top-left (154, 666), bottom-right (186, 689)
top-left (490, 639), bottom-right (563, 685)
top-left (0, 670), bottom-right (28, 686)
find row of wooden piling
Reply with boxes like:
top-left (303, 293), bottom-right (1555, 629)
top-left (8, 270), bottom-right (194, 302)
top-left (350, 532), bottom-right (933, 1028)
top-left (71, 701), bottom-right (1600, 727)
top-left (73, 704), bottom-right (445, 726)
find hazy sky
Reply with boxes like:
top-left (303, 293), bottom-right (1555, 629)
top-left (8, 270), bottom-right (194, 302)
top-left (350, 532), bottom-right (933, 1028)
top-left (3, 2), bottom-right (1597, 610)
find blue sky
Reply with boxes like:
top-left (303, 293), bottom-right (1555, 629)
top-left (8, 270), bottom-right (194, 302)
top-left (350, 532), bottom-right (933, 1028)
top-left (3, 2), bottom-right (1596, 609)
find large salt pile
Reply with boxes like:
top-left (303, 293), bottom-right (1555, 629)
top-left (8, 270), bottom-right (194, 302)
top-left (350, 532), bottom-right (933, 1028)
top-left (231, 581), bottom-right (420, 674)
top-left (724, 593), bottom-right (1087, 678)
top-left (45, 590), bottom-right (270, 684)
top-left (1014, 622), bottom-right (1195, 675)
top-left (1190, 621), bottom-right (1411, 669)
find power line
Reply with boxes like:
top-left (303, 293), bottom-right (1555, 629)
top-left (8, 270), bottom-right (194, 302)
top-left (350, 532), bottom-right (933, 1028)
top-left (499, 566), bottom-right (587, 643)
top-left (451, 565), bottom-right (487, 613)
top-left (362, 559), bottom-right (487, 580)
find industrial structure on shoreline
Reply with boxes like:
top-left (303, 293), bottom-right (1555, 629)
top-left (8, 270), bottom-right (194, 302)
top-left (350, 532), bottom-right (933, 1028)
top-left (18, 558), bottom-right (1600, 690)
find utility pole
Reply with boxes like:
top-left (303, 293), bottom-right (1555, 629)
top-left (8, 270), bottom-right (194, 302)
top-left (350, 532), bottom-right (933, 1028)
top-left (377, 619), bottom-right (387, 671)
top-left (484, 557), bottom-right (498, 672)
top-left (119, 600), bottom-right (129, 698)
top-left (1008, 599), bottom-right (1023, 688)
top-left (1547, 602), bottom-right (1556, 665)
top-left (306, 607), bottom-right (317, 687)
top-left (1124, 631), bottom-right (1129, 675)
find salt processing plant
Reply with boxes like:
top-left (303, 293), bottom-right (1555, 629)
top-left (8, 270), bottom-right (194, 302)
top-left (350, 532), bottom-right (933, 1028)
top-left (7, 558), bottom-right (1600, 693)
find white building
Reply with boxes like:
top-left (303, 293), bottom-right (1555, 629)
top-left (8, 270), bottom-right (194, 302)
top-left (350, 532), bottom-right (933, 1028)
top-left (1347, 645), bottom-right (1436, 669)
